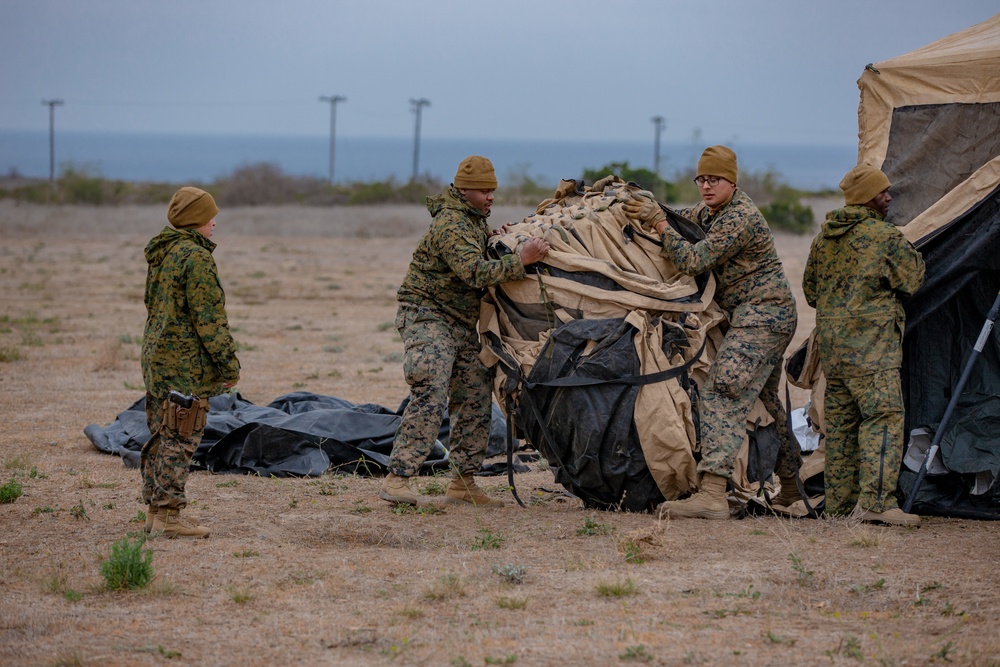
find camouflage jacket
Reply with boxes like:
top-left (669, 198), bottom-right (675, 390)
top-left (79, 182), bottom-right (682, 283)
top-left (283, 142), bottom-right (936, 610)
top-left (803, 205), bottom-right (925, 378)
top-left (664, 189), bottom-right (797, 333)
top-left (397, 186), bottom-right (525, 329)
top-left (141, 226), bottom-right (240, 400)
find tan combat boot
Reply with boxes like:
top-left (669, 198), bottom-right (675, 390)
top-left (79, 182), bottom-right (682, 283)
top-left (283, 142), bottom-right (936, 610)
top-left (444, 474), bottom-right (504, 508)
top-left (657, 473), bottom-right (730, 519)
top-left (151, 508), bottom-right (210, 538)
top-left (769, 475), bottom-right (804, 508)
top-left (379, 472), bottom-right (420, 505)
top-left (855, 505), bottom-right (921, 526)
top-left (143, 505), bottom-right (159, 533)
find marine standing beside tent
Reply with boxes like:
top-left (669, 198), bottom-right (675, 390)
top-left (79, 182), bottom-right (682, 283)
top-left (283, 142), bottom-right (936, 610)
top-left (627, 145), bottom-right (803, 519)
top-left (803, 164), bottom-right (925, 525)
top-left (140, 187), bottom-right (240, 538)
top-left (379, 156), bottom-right (550, 507)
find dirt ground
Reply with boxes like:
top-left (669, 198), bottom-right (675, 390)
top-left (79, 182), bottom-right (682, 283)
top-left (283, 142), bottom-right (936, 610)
top-left (1, 198), bottom-right (998, 667)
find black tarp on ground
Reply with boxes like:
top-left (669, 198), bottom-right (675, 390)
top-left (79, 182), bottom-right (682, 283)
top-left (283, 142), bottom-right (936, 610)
top-left (84, 391), bottom-right (518, 477)
top-left (900, 185), bottom-right (1000, 518)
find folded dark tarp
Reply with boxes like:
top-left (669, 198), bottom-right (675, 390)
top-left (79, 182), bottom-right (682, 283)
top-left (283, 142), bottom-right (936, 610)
top-left (84, 391), bottom-right (517, 477)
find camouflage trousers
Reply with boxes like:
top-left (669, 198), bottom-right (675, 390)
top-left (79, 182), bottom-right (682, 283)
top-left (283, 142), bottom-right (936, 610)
top-left (140, 392), bottom-right (205, 510)
top-left (823, 370), bottom-right (905, 515)
top-left (697, 326), bottom-right (801, 480)
top-left (388, 306), bottom-right (492, 477)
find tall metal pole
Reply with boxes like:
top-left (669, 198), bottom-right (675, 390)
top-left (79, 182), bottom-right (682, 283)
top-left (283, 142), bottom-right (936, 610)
top-left (42, 99), bottom-right (64, 183)
top-left (409, 98), bottom-right (430, 183)
top-left (319, 95), bottom-right (346, 184)
top-left (651, 115), bottom-right (665, 176)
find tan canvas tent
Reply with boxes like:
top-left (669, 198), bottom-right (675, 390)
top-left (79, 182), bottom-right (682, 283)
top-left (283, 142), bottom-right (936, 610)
top-left (794, 13), bottom-right (1000, 518)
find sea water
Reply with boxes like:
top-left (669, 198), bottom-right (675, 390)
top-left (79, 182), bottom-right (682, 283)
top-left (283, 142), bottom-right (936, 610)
top-left (0, 130), bottom-right (856, 191)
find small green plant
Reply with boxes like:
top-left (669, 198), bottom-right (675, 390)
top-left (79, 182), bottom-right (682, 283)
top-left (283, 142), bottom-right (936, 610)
top-left (131, 509), bottom-right (147, 524)
top-left (595, 578), bottom-right (638, 598)
top-left (496, 596), bottom-right (527, 610)
top-left (69, 500), bottom-right (89, 520)
top-left (492, 563), bottom-right (527, 585)
top-left (619, 539), bottom-right (645, 565)
top-left (484, 654), bottom-right (517, 665)
top-left (0, 478), bottom-right (23, 504)
top-left (33, 505), bottom-right (58, 514)
top-left (765, 631), bottom-right (795, 645)
top-left (216, 480), bottom-right (239, 488)
top-left (850, 578), bottom-right (885, 594)
top-left (226, 585), bottom-right (254, 604)
top-left (100, 536), bottom-right (154, 590)
top-left (577, 515), bottom-right (610, 536)
top-left (63, 589), bottom-right (82, 602)
top-left (0, 345), bottom-right (23, 362)
top-left (619, 644), bottom-right (653, 662)
top-left (234, 549), bottom-right (260, 558)
top-left (931, 641), bottom-right (954, 662)
top-left (471, 528), bottom-right (504, 551)
top-left (450, 658), bottom-right (473, 667)
top-left (420, 478), bottom-right (448, 496)
top-left (788, 551), bottom-right (813, 585)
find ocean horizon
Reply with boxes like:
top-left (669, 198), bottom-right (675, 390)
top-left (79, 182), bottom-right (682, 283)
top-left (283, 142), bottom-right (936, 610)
top-left (0, 130), bottom-right (857, 192)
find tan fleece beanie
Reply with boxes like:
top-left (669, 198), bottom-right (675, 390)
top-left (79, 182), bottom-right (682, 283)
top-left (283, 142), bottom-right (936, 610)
top-left (167, 187), bottom-right (219, 229)
top-left (697, 145), bottom-right (738, 184)
top-left (453, 155), bottom-right (498, 189)
top-left (840, 164), bottom-right (891, 206)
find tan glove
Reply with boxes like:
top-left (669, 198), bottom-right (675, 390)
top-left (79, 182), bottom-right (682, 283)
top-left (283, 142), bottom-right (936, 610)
top-left (591, 174), bottom-right (620, 191)
top-left (623, 197), bottom-right (666, 230)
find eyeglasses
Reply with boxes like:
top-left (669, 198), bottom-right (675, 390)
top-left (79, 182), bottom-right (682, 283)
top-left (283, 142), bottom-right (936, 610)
top-left (693, 176), bottom-right (723, 187)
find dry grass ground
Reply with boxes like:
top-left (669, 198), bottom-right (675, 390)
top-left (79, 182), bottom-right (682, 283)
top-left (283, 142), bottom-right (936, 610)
top-left (1, 199), bottom-right (998, 667)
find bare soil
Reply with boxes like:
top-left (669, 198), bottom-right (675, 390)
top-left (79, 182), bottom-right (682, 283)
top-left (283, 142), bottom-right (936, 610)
top-left (1, 199), bottom-right (998, 667)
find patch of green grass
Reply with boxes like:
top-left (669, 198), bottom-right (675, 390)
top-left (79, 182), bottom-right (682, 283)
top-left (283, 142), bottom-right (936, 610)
top-left (419, 478), bottom-right (448, 496)
top-left (33, 505), bottom-right (58, 515)
top-left (69, 500), bottom-right (89, 520)
top-left (788, 551), bottom-right (813, 585)
top-left (471, 528), bottom-right (504, 551)
top-left (100, 536), bottom-right (154, 591)
top-left (595, 578), bottom-right (638, 598)
top-left (484, 654), bottom-right (517, 665)
top-left (215, 480), bottom-right (239, 488)
top-left (234, 550), bottom-right (260, 558)
top-left (619, 645), bottom-right (653, 662)
top-left (0, 478), bottom-right (23, 504)
top-left (577, 515), bottom-right (610, 536)
top-left (226, 585), bottom-right (255, 604)
top-left (496, 596), bottom-right (527, 610)
top-left (0, 345), bottom-right (22, 362)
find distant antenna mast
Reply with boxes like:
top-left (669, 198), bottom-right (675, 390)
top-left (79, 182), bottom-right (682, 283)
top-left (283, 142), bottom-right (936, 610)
top-left (42, 99), bottom-right (64, 182)
top-left (651, 115), bottom-right (666, 176)
top-left (319, 95), bottom-right (347, 184)
top-left (409, 98), bottom-right (430, 183)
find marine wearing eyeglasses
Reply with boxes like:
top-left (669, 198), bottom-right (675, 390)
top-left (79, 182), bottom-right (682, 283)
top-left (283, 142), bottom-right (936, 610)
top-left (625, 145), bottom-right (803, 519)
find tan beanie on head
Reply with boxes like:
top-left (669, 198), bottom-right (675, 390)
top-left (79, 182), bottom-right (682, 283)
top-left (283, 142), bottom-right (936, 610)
top-left (453, 155), bottom-right (498, 189)
top-left (840, 164), bottom-right (891, 206)
top-left (167, 187), bottom-right (219, 229)
top-left (697, 145), bottom-right (738, 184)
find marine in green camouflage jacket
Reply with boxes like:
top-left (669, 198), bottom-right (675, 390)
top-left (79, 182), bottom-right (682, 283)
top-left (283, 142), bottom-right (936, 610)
top-left (803, 204), bottom-right (925, 378)
top-left (396, 185), bottom-right (526, 329)
top-left (141, 227), bottom-right (240, 400)
top-left (665, 189), bottom-right (797, 334)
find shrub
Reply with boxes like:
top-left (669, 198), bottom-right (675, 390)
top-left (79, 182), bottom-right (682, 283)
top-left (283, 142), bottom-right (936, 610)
top-left (581, 161), bottom-right (677, 203)
top-left (0, 478), bottom-right (23, 504)
top-left (100, 536), bottom-right (154, 590)
top-left (761, 198), bottom-right (815, 234)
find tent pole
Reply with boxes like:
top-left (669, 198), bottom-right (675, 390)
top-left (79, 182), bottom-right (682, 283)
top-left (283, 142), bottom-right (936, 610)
top-left (903, 289), bottom-right (1000, 513)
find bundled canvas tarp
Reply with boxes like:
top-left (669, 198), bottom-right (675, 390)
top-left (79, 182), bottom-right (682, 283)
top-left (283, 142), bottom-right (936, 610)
top-left (795, 14), bottom-right (1000, 519)
top-left (480, 178), bottom-right (784, 511)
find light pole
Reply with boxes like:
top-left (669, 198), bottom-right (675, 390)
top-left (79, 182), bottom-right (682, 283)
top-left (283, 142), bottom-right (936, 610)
top-left (319, 95), bottom-right (346, 184)
top-left (409, 98), bottom-right (430, 183)
top-left (651, 115), bottom-right (666, 176)
top-left (42, 99), bottom-right (64, 183)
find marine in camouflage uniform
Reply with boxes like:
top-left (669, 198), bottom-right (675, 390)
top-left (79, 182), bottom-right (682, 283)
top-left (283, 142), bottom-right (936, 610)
top-left (381, 156), bottom-right (549, 507)
top-left (141, 187), bottom-right (240, 531)
top-left (628, 146), bottom-right (800, 519)
top-left (803, 165), bottom-right (924, 520)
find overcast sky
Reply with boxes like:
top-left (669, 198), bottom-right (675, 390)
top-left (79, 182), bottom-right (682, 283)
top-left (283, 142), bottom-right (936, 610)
top-left (1, 1), bottom-right (997, 147)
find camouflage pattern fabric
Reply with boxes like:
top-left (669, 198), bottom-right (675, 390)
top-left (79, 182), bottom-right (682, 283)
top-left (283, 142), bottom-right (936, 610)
top-left (659, 190), bottom-right (799, 478)
top-left (697, 326), bottom-right (802, 479)
top-left (141, 226), bottom-right (240, 399)
top-left (396, 186), bottom-right (525, 329)
top-left (388, 305), bottom-right (492, 477)
top-left (822, 371), bottom-right (905, 514)
top-left (140, 393), bottom-right (207, 509)
top-left (803, 204), bottom-right (924, 513)
top-left (802, 204), bottom-right (925, 378)
top-left (140, 226), bottom-right (239, 508)
top-left (666, 189), bottom-right (797, 334)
